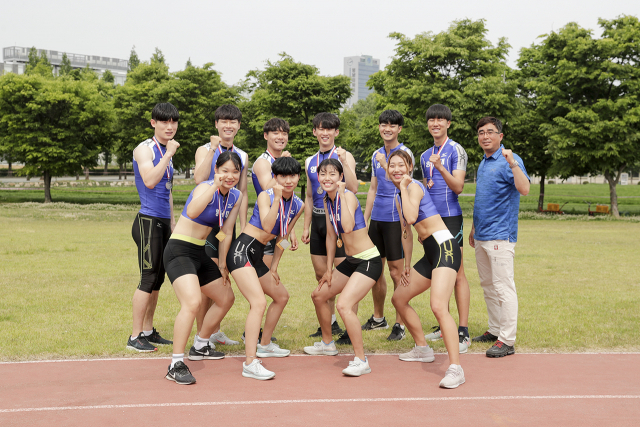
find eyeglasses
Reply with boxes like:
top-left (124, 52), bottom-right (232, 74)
top-left (477, 130), bottom-right (500, 137)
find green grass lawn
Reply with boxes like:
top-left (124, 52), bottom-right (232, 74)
top-left (0, 202), bottom-right (638, 361)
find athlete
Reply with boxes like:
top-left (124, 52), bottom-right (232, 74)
top-left (228, 156), bottom-right (304, 380)
top-left (193, 104), bottom-right (247, 346)
top-left (163, 151), bottom-right (243, 385)
top-left (387, 150), bottom-right (465, 389)
top-left (419, 104), bottom-right (471, 353)
top-left (304, 159), bottom-right (381, 376)
top-left (302, 112), bottom-right (358, 339)
top-left (128, 102), bottom-right (179, 353)
top-left (362, 110), bottom-right (414, 341)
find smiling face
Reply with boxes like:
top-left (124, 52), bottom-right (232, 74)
top-left (275, 173), bottom-right (299, 195)
top-left (427, 117), bottom-right (450, 140)
top-left (379, 122), bottom-right (402, 144)
top-left (215, 119), bottom-right (240, 144)
top-left (318, 165), bottom-right (343, 193)
top-left (387, 154), bottom-right (411, 185)
top-left (264, 130), bottom-right (288, 154)
top-left (313, 126), bottom-right (339, 149)
top-left (151, 119), bottom-right (178, 143)
top-left (214, 160), bottom-right (241, 190)
top-left (477, 123), bottom-right (503, 156)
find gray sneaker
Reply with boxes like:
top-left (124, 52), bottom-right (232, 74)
top-left (256, 342), bottom-right (290, 358)
top-left (425, 326), bottom-right (442, 341)
top-left (242, 359), bottom-right (275, 380)
top-left (304, 341), bottom-right (339, 356)
top-left (459, 333), bottom-right (471, 354)
top-left (399, 345), bottom-right (435, 362)
top-left (342, 357), bottom-right (371, 377)
top-left (439, 364), bottom-right (465, 389)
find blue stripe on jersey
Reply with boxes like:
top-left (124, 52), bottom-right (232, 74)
top-left (134, 138), bottom-right (173, 219)
top-left (181, 184), bottom-right (241, 228)
top-left (370, 143), bottom-right (414, 222)
top-left (248, 188), bottom-right (303, 235)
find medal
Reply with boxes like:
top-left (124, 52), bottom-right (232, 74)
top-left (427, 179), bottom-right (434, 189)
top-left (277, 239), bottom-right (291, 250)
top-left (166, 182), bottom-right (172, 190)
top-left (336, 238), bottom-right (343, 248)
top-left (402, 229), bottom-right (407, 240)
top-left (215, 231), bottom-right (226, 242)
top-left (317, 186), bottom-right (324, 195)
top-left (278, 196), bottom-right (294, 238)
top-left (153, 137), bottom-right (173, 190)
top-left (216, 189), bottom-right (231, 232)
top-left (326, 193), bottom-right (342, 247)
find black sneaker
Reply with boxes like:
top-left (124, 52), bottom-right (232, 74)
top-left (361, 315), bottom-right (389, 331)
top-left (387, 323), bottom-right (406, 341)
top-left (147, 328), bottom-right (173, 345)
top-left (242, 328), bottom-right (276, 343)
top-left (486, 340), bottom-right (515, 358)
top-left (336, 330), bottom-right (351, 345)
top-left (126, 333), bottom-right (157, 352)
top-left (472, 331), bottom-right (499, 343)
top-left (188, 344), bottom-right (225, 361)
top-left (165, 361), bottom-right (196, 385)
top-left (309, 321), bottom-right (344, 337)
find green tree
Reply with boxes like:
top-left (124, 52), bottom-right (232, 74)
top-left (128, 46), bottom-right (140, 73)
top-left (151, 47), bottom-right (166, 65)
top-left (59, 53), bottom-right (73, 76)
top-left (25, 47), bottom-right (53, 77)
top-left (101, 69), bottom-right (115, 84)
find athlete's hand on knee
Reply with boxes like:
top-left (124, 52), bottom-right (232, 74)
top-left (401, 266), bottom-right (411, 287)
top-left (282, 151), bottom-right (291, 158)
top-left (301, 228), bottom-right (310, 244)
top-left (271, 269), bottom-right (282, 286)
top-left (317, 271), bottom-right (332, 290)
top-left (167, 139), bottom-right (180, 156)
top-left (210, 135), bottom-right (222, 149)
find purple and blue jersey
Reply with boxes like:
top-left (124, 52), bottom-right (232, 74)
top-left (324, 190), bottom-right (367, 234)
top-left (305, 147), bottom-right (343, 209)
top-left (248, 188), bottom-right (303, 236)
top-left (134, 138), bottom-right (173, 219)
top-left (370, 143), bottom-right (414, 222)
top-left (251, 152), bottom-right (276, 196)
top-left (181, 183), bottom-right (241, 228)
top-left (202, 142), bottom-right (248, 184)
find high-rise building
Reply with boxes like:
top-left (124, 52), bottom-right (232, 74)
top-left (0, 46), bottom-right (128, 85)
top-left (343, 55), bottom-right (380, 108)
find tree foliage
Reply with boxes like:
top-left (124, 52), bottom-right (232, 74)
top-left (128, 46), bottom-right (140, 73)
top-left (59, 53), bottom-right (73, 76)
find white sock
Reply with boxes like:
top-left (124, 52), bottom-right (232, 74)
top-left (171, 354), bottom-right (184, 368)
top-left (373, 316), bottom-right (384, 323)
top-left (331, 314), bottom-right (337, 324)
top-left (399, 324), bottom-right (405, 330)
top-left (143, 330), bottom-right (153, 336)
top-left (194, 335), bottom-right (209, 350)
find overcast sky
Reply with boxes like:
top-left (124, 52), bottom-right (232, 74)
top-left (2, 0), bottom-right (638, 85)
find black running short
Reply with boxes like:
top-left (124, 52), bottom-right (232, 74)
top-left (163, 238), bottom-right (222, 286)
top-left (226, 233), bottom-right (270, 278)
top-left (336, 255), bottom-right (383, 282)
top-left (310, 210), bottom-right (347, 257)
top-left (205, 223), bottom-right (237, 259)
top-left (264, 237), bottom-right (276, 257)
top-left (131, 213), bottom-right (171, 293)
top-left (442, 215), bottom-right (464, 247)
top-left (368, 220), bottom-right (404, 261)
top-left (414, 235), bottom-right (462, 280)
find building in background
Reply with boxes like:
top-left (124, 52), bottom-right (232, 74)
top-left (343, 55), bottom-right (380, 108)
top-left (0, 46), bottom-right (128, 85)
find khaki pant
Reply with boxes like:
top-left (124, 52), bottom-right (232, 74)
top-left (474, 240), bottom-right (518, 346)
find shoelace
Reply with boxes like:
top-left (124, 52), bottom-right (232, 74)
top-left (444, 366), bottom-right (460, 378)
top-left (175, 363), bottom-right (191, 376)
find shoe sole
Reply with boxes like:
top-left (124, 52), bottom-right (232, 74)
top-left (242, 371), bottom-right (275, 380)
top-left (342, 368), bottom-right (372, 377)
top-left (362, 325), bottom-right (389, 331)
top-left (165, 374), bottom-right (196, 385)
top-left (126, 345), bottom-right (156, 352)
top-left (459, 346), bottom-right (469, 354)
top-left (439, 378), bottom-right (465, 389)
top-left (486, 350), bottom-right (515, 358)
top-left (303, 348), bottom-right (339, 356)
top-left (256, 352), bottom-right (290, 358)
top-left (148, 341), bottom-right (172, 345)
top-left (399, 356), bottom-right (435, 363)
top-left (187, 354), bottom-right (225, 361)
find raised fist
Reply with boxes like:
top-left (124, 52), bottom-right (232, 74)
top-left (375, 152), bottom-right (387, 169)
top-left (502, 148), bottom-right (514, 164)
top-left (337, 181), bottom-right (347, 194)
top-left (166, 139), bottom-right (180, 156)
top-left (281, 151), bottom-right (291, 158)
top-left (336, 147), bottom-right (348, 162)
top-left (210, 135), bottom-right (222, 149)
top-left (428, 153), bottom-right (442, 171)
top-left (273, 183), bottom-right (284, 198)
top-left (400, 174), bottom-right (412, 189)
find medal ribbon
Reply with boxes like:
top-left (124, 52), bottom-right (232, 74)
top-left (266, 149), bottom-right (276, 162)
top-left (429, 139), bottom-right (449, 179)
top-left (325, 194), bottom-right (340, 236)
top-left (217, 189), bottom-right (231, 228)
top-left (217, 143), bottom-right (233, 154)
top-left (278, 197), bottom-right (294, 237)
top-left (315, 146), bottom-right (336, 170)
top-left (152, 137), bottom-right (172, 182)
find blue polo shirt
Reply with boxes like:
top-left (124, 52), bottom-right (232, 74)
top-left (473, 145), bottom-right (529, 242)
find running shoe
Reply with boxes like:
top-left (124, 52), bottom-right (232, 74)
top-left (459, 332), bottom-right (471, 354)
top-left (336, 330), bottom-right (351, 345)
top-left (165, 361), bottom-right (196, 385)
top-left (342, 357), bottom-right (371, 377)
top-left (387, 323), bottom-right (406, 341)
top-left (256, 342), bottom-right (290, 358)
top-left (210, 330), bottom-right (240, 345)
top-left (439, 364), bottom-right (465, 389)
top-left (303, 341), bottom-right (339, 356)
top-left (242, 359), bottom-right (275, 380)
top-left (361, 315), bottom-right (388, 330)
top-left (309, 321), bottom-right (343, 337)
top-left (146, 328), bottom-right (172, 345)
top-left (472, 331), bottom-right (499, 343)
top-left (486, 340), bottom-right (515, 358)
top-left (126, 333), bottom-right (157, 352)
top-left (399, 345), bottom-right (435, 362)
top-left (242, 328), bottom-right (276, 343)
top-left (187, 344), bottom-right (225, 361)
top-left (425, 326), bottom-right (442, 341)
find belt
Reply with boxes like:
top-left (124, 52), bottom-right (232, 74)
top-left (313, 207), bottom-right (325, 215)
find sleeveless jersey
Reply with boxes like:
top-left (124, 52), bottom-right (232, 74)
top-left (248, 188), bottom-right (303, 236)
top-left (305, 147), bottom-right (342, 209)
top-left (324, 190), bottom-right (367, 234)
top-left (133, 138), bottom-right (173, 219)
top-left (251, 152), bottom-right (276, 195)
top-left (419, 139), bottom-right (467, 217)
top-left (181, 183), bottom-right (241, 228)
top-left (397, 180), bottom-right (439, 225)
top-left (202, 142), bottom-right (248, 184)
top-left (370, 143), bottom-right (414, 222)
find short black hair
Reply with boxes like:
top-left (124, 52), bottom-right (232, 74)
top-left (312, 112), bottom-right (340, 130)
top-left (263, 118), bottom-right (290, 134)
top-left (379, 110), bottom-right (404, 126)
top-left (214, 104), bottom-right (242, 123)
top-left (215, 151), bottom-right (242, 171)
top-left (426, 104), bottom-right (452, 122)
top-left (152, 103), bottom-right (179, 122)
top-left (476, 116), bottom-right (503, 133)
top-left (271, 156), bottom-right (301, 176)
top-left (318, 158), bottom-right (343, 175)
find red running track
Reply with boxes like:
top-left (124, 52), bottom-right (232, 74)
top-left (1, 353), bottom-right (639, 426)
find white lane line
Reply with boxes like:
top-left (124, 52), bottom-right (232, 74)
top-left (1, 395), bottom-right (639, 414)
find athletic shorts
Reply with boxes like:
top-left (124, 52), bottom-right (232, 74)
top-left (163, 238), bottom-right (222, 286)
top-left (310, 210), bottom-right (347, 257)
top-left (264, 237), bottom-right (277, 257)
top-left (131, 213), bottom-right (171, 293)
top-left (205, 223), bottom-right (237, 259)
top-left (414, 233), bottom-right (462, 280)
top-left (226, 233), bottom-right (270, 278)
top-left (336, 255), bottom-right (383, 282)
top-left (368, 219), bottom-right (404, 261)
top-left (442, 215), bottom-right (464, 247)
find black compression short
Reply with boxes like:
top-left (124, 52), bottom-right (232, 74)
top-left (310, 210), bottom-right (347, 257)
top-left (205, 223), bottom-right (237, 259)
top-left (263, 237), bottom-right (276, 256)
top-left (442, 215), bottom-right (464, 247)
top-left (226, 233), bottom-right (270, 278)
top-left (336, 255), bottom-right (383, 282)
top-left (368, 219), bottom-right (404, 261)
top-left (131, 213), bottom-right (171, 293)
top-left (163, 238), bottom-right (223, 286)
top-left (413, 235), bottom-right (462, 280)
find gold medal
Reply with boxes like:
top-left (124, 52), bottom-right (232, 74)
top-left (317, 186), bottom-right (324, 195)
top-left (402, 229), bottom-right (407, 240)
top-left (336, 238), bottom-right (343, 248)
top-left (215, 231), bottom-right (226, 242)
top-left (427, 179), bottom-right (434, 189)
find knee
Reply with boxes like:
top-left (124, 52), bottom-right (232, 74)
top-left (430, 299), bottom-right (448, 319)
top-left (181, 298), bottom-right (200, 317)
top-left (222, 289), bottom-right (235, 310)
top-left (274, 289), bottom-right (290, 306)
top-left (389, 269), bottom-right (402, 284)
top-left (311, 290), bottom-right (325, 306)
top-left (250, 298), bottom-right (267, 313)
top-left (391, 292), bottom-right (404, 310)
top-left (335, 301), bottom-right (351, 317)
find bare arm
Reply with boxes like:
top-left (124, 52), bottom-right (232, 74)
top-left (270, 207), bottom-right (304, 274)
top-left (169, 191), bottom-right (176, 232)
top-left (429, 153), bottom-right (466, 195)
top-left (238, 165), bottom-right (249, 229)
top-left (319, 198), bottom-right (337, 289)
top-left (302, 176), bottom-right (314, 244)
top-left (337, 148), bottom-right (359, 193)
top-left (469, 222), bottom-right (476, 248)
top-left (338, 185), bottom-right (356, 233)
top-left (258, 187), bottom-right (283, 233)
top-left (186, 181), bottom-right (219, 219)
top-left (194, 146), bottom-right (214, 184)
top-left (502, 148), bottom-right (530, 196)
top-left (254, 158), bottom-right (277, 192)
top-left (398, 177), bottom-right (422, 225)
top-left (134, 140), bottom-right (179, 189)
top-left (363, 176), bottom-right (378, 223)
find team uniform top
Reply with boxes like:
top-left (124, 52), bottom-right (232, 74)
top-left (133, 138), bottom-right (173, 219)
top-left (419, 139), bottom-right (468, 217)
top-left (399, 180), bottom-right (440, 225)
top-left (305, 147), bottom-right (342, 209)
top-left (371, 143), bottom-right (415, 222)
top-left (251, 152), bottom-right (276, 196)
top-left (325, 190), bottom-right (367, 234)
top-left (202, 142), bottom-right (248, 184)
top-left (248, 188), bottom-right (303, 236)
top-left (181, 183), bottom-right (241, 228)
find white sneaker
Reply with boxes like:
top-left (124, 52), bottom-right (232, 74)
top-left (399, 345), bottom-right (435, 362)
top-left (304, 341), bottom-right (339, 356)
top-left (242, 359), bottom-right (275, 380)
top-left (439, 364), bottom-right (465, 389)
top-left (256, 342), bottom-right (290, 358)
top-left (210, 330), bottom-right (240, 346)
top-left (342, 357), bottom-right (371, 377)
top-left (459, 333), bottom-right (470, 354)
top-left (425, 326), bottom-right (442, 341)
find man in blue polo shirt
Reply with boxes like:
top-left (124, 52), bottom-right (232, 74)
top-left (469, 116), bottom-right (530, 358)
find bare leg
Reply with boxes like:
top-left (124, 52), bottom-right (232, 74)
top-left (454, 249), bottom-right (470, 328)
top-left (199, 280), bottom-right (235, 338)
top-left (336, 273), bottom-right (376, 361)
top-left (391, 268), bottom-right (432, 346)
top-left (195, 294), bottom-right (212, 335)
top-left (230, 267), bottom-right (267, 365)
top-left (131, 289), bottom-right (151, 337)
top-left (311, 255), bottom-right (345, 320)
top-left (371, 258), bottom-right (387, 318)
top-left (259, 272), bottom-right (290, 345)
top-left (311, 269), bottom-right (350, 344)
top-left (430, 267), bottom-right (460, 365)
top-left (386, 259), bottom-right (405, 326)
top-left (170, 274), bottom-right (202, 355)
